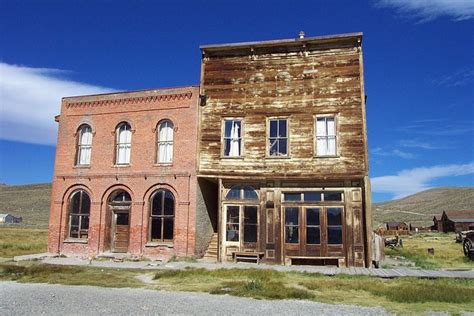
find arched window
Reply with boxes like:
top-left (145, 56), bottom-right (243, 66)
top-left (76, 125), bottom-right (92, 165)
top-left (110, 190), bottom-right (131, 203)
top-left (68, 190), bottom-right (90, 239)
top-left (150, 189), bottom-right (174, 242)
top-left (157, 120), bottom-right (173, 163)
top-left (225, 185), bottom-right (258, 200)
top-left (116, 123), bottom-right (132, 164)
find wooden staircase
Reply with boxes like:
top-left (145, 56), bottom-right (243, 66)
top-left (201, 233), bottom-right (218, 262)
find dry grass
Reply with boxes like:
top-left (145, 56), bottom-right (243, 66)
top-left (0, 227), bottom-right (48, 258)
top-left (385, 232), bottom-right (474, 269)
top-left (1, 264), bottom-right (473, 314)
top-left (153, 268), bottom-right (474, 314)
top-left (0, 263), bottom-right (143, 288)
top-left (0, 183), bottom-right (51, 228)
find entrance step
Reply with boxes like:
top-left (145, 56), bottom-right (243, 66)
top-left (97, 252), bottom-right (130, 261)
top-left (200, 233), bottom-right (218, 262)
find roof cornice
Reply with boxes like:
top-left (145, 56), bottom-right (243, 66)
top-left (64, 91), bottom-right (193, 109)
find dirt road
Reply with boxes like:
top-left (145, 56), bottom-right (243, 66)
top-left (0, 281), bottom-right (389, 315)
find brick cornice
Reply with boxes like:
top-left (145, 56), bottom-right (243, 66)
top-left (56, 171), bottom-right (191, 179)
top-left (65, 91), bottom-right (193, 109)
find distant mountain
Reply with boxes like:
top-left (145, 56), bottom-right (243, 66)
top-left (373, 187), bottom-right (474, 227)
top-left (0, 183), bottom-right (52, 228)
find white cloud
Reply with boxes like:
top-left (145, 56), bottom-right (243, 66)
top-left (372, 147), bottom-right (417, 159)
top-left (432, 69), bottom-right (474, 87)
top-left (399, 140), bottom-right (444, 150)
top-left (375, 0), bottom-right (474, 22)
top-left (0, 63), bottom-right (115, 145)
top-left (372, 162), bottom-right (474, 199)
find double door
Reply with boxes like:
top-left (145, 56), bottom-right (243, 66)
top-left (225, 205), bottom-right (258, 252)
top-left (284, 206), bottom-right (344, 257)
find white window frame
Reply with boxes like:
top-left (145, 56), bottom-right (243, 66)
top-left (76, 125), bottom-right (92, 166)
top-left (268, 118), bottom-right (289, 157)
top-left (115, 122), bottom-right (132, 165)
top-left (222, 118), bottom-right (243, 158)
top-left (157, 120), bottom-right (174, 163)
top-left (315, 115), bottom-right (337, 157)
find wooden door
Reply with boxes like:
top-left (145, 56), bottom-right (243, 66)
top-left (112, 211), bottom-right (130, 253)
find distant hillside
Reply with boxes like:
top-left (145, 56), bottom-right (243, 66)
top-left (0, 183), bottom-right (51, 228)
top-left (373, 187), bottom-right (474, 227)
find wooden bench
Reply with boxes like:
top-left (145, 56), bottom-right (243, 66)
top-left (233, 252), bottom-right (265, 264)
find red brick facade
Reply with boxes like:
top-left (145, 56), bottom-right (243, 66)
top-left (47, 86), bottom-right (200, 260)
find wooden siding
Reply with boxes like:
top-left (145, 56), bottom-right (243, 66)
top-left (199, 43), bottom-right (367, 179)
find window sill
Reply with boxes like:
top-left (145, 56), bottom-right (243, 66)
top-left (153, 163), bottom-right (173, 167)
top-left (145, 242), bottom-right (174, 248)
top-left (64, 239), bottom-right (88, 244)
top-left (220, 156), bottom-right (244, 160)
top-left (73, 165), bottom-right (91, 169)
top-left (112, 164), bottom-right (131, 168)
top-left (314, 155), bottom-right (340, 158)
top-left (265, 156), bottom-right (291, 159)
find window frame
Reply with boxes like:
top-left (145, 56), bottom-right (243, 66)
top-left (67, 190), bottom-right (91, 240)
top-left (284, 207), bottom-right (300, 244)
top-left (267, 117), bottom-right (290, 158)
top-left (224, 185), bottom-right (259, 201)
top-left (156, 120), bottom-right (174, 164)
top-left (305, 207), bottom-right (321, 245)
top-left (224, 204), bottom-right (259, 244)
top-left (75, 124), bottom-right (93, 166)
top-left (115, 122), bottom-right (132, 165)
top-left (327, 207), bottom-right (344, 245)
top-left (149, 189), bottom-right (175, 243)
top-left (314, 114), bottom-right (338, 157)
top-left (221, 117), bottom-right (244, 158)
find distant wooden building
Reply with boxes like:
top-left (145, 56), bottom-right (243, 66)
top-left (0, 214), bottom-right (22, 224)
top-left (434, 210), bottom-right (474, 233)
top-left (409, 223), bottom-right (430, 232)
top-left (197, 32), bottom-right (372, 267)
top-left (385, 222), bottom-right (409, 235)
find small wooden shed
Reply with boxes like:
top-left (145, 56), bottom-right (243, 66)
top-left (0, 214), bottom-right (22, 224)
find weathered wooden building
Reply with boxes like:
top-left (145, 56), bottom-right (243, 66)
top-left (434, 210), bottom-right (474, 233)
top-left (196, 32), bottom-right (372, 267)
top-left (385, 221), bottom-right (409, 235)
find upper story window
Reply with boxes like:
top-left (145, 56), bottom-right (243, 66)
top-left (223, 119), bottom-right (242, 157)
top-left (157, 120), bottom-right (173, 163)
top-left (116, 122), bottom-right (132, 165)
top-left (316, 116), bottom-right (337, 156)
top-left (76, 125), bottom-right (92, 166)
top-left (269, 118), bottom-right (288, 157)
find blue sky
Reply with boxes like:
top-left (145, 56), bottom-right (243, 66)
top-left (0, 0), bottom-right (473, 202)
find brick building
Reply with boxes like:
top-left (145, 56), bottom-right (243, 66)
top-left (48, 86), bottom-right (200, 260)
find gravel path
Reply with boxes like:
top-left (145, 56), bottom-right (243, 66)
top-left (0, 281), bottom-right (390, 315)
top-left (37, 256), bottom-right (474, 279)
